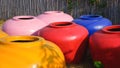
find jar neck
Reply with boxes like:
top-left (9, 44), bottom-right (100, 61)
top-left (102, 25), bottom-right (120, 34)
top-left (79, 15), bottom-right (103, 20)
top-left (0, 36), bottom-right (45, 48)
top-left (49, 22), bottom-right (77, 28)
top-left (12, 16), bottom-right (36, 21)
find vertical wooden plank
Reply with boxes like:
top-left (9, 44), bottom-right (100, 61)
top-left (0, 0), bottom-right (119, 24)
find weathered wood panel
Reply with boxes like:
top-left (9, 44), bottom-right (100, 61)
top-left (0, 0), bottom-right (119, 24)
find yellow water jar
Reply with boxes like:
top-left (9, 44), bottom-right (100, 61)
top-left (0, 36), bottom-right (66, 68)
top-left (0, 30), bottom-right (8, 38)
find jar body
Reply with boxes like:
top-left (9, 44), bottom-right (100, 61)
top-left (73, 15), bottom-right (112, 36)
top-left (2, 16), bottom-right (47, 36)
top-left (0, 36), bottom-right (66, 68)
top-left (90, 25), bottom-right (120, 68)
top-left (37, 11), bottom-right (73, 24)
top-left (38, 22), bottom-right (88, 63)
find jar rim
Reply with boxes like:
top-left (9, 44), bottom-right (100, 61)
top-left (13, 16), bottom-right (36, 21)
top-left (102, 25), bottom-right (120, 34)
top-left (80, 15), bottom-right (103, 20)
top-left (49, 22), bottom-right (76, 28)
top-left (44, 11), bottom-right (64, 14)
top-left (0, 36), bottom-right (45, 47)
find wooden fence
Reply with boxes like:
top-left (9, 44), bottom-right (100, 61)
top-left (0, 0), bottom-right (120, 24)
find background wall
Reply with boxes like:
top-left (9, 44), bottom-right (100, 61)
top-left (0, 0), bottom-right (119, 24)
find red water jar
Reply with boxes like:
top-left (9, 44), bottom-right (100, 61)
top-left (90, 25), bottom-right (120, 68)
top-left (38, 22), bottom-right (88, 63)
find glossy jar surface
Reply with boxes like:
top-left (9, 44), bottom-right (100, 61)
top-left (38, 22), bottom-right (88, 63)
top-left (37, 11), bottom-right (73, 24)
top-left (90, 25), bottom-right (120, 68)
top-left (73, 15), bottom-right (112, 36)
top-left (2, 16), bottom-right (47, 36)
top-left (0, 36), bottom-right (66, 68)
